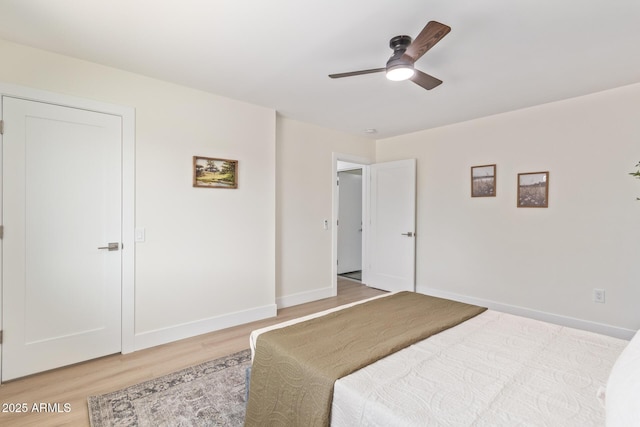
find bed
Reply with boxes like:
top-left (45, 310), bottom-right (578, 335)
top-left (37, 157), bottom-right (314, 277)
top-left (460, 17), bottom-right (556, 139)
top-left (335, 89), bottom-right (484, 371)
top-left (245, 292), bottom-right (639, 426)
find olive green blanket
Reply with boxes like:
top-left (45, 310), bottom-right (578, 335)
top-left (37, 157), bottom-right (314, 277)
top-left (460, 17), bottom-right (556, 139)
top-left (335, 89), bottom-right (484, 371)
top-left (244, 292), bottom-right (487, 426)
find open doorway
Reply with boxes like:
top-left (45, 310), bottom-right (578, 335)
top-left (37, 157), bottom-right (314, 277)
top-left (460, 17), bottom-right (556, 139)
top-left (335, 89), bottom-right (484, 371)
top-left (334, 158), bottom-right (367, 288)
top-left (337, 166), bottom-right (363, 282)
top-left (332, 154), bottom-right (417, 295)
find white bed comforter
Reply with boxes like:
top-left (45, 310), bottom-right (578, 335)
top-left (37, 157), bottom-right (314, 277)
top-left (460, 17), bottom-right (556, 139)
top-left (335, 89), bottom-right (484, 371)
top-left (331, 310), bottom-right (627, 427)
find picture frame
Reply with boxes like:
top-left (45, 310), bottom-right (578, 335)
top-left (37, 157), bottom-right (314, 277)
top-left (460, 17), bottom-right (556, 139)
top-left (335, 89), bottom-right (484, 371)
top-left (193, 156), bottom-right (238, 189)
top-left (517, 171), bottom-right (549, 207)
top-left (471, 164), bottom-right (496, 197)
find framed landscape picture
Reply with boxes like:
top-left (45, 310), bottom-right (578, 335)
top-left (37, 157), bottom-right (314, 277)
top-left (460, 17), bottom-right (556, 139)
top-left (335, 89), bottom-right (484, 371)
top-left (517, 171), bottom-right (548, 207)
top-left (193, 156), bottom-right (238, 189)
top-left (471, 164), bottom-right (496, 197)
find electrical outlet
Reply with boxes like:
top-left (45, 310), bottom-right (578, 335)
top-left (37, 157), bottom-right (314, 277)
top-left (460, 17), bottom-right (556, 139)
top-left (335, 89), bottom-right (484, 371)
top-left (593, 288), bottom-right (605, 303)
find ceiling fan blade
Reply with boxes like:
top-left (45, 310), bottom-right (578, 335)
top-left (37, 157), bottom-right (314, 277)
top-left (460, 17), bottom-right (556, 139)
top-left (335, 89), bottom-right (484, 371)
top-left (411, 69), bottom-right (442, 90)
top-left (404, 21), bottom-right (451, 63)
top-left (329, 68), bottom-right (385, 79)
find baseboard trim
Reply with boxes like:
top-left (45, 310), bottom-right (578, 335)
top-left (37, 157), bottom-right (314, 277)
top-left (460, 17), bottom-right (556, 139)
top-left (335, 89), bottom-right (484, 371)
top-left (277, 287), bottom-right (335, 309)
top-left (132, 304), bottom-right (277, 352)
top-left (419, 287), bottom-right (636, 340)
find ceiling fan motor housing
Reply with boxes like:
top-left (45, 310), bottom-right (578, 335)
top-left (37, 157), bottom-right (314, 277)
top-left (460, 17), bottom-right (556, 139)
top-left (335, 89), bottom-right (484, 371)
top-left (386, 35), bottom-right (414, 73)
top-left (389, 35), bottom-right (412, 52)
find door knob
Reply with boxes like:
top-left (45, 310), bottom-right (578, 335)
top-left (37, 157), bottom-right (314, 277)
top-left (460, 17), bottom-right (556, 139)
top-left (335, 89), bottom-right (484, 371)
top-left (401, 232), bottom-right (414, 237)
top-left (98, 242), bottom-right (120, 251)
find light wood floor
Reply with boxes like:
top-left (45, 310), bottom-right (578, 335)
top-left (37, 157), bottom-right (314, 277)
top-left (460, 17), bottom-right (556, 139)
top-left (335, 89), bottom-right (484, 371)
top-left (0, 279), bottom-right (384, 426)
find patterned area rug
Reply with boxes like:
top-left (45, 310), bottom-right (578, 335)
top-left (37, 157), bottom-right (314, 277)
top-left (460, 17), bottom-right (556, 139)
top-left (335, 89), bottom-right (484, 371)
top-left (88, 349), bottom-right (251, 427)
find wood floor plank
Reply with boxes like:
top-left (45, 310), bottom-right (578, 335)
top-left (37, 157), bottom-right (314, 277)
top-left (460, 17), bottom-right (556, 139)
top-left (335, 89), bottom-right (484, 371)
top-left (0, 279), bottom-right (383, 426)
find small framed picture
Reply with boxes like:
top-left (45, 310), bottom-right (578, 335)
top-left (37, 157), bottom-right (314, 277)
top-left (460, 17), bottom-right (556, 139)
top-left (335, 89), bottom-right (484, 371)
top-left (471, 164), bottom-right (496, 197)
top-left (517, 171), bottom-right (549, 207)
top-left (193, 156), bottom-right (238, 189)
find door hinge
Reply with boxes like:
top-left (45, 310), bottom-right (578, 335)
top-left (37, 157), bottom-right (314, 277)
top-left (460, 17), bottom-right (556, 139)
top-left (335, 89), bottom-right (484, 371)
top-left (0, 225), bottom-right (3, 239)
top-left (0, 119), bottom-right (4, 135)
top-left (0, 330), bottom-right (3, 344)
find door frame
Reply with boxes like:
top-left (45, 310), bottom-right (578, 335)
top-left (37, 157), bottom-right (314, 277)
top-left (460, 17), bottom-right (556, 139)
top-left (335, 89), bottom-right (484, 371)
top-left (0, 82), bottom-right (136, 381)
top-left (331, 152), bottom-right (372, 296)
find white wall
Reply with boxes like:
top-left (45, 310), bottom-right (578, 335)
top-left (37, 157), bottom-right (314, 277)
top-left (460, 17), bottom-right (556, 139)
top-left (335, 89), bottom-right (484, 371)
top-left (377, 84), bottom-right (640, 335)
top-left (276, 116), bottom-right (374, 307)
top-left (0, 39), bottom-right (277, 349)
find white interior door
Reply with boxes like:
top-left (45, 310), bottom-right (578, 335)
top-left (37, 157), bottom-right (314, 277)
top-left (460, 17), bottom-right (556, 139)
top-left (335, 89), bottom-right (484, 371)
top-left (337, 170), bottom-right (362, 274)
top-left (364, 159), bottom-right (416, 292)
top-left (2, 96), bottom-right (122, 381)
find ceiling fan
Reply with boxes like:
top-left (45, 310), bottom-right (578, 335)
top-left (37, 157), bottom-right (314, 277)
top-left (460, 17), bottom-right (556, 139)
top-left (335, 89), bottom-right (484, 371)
top-left (329, 20), bottom-right (451, 90)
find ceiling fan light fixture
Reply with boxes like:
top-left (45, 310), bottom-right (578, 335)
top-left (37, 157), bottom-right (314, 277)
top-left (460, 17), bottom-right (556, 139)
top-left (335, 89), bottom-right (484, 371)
top-left (386, 64), bottom-right (415, 81)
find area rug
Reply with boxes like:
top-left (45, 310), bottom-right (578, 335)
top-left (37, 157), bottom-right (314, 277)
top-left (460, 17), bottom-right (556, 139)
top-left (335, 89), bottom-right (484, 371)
top-left (88, 349), bottom-right (251, 427)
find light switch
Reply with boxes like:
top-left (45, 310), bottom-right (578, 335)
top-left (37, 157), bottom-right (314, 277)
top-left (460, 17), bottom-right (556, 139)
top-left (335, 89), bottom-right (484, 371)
top-left (135, 227), bottom-right (146, 242)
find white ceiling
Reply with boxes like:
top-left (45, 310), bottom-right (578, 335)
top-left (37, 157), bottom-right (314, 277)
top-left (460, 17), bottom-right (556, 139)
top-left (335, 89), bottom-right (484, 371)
top-left (1, 0), bottom-right (639, 139)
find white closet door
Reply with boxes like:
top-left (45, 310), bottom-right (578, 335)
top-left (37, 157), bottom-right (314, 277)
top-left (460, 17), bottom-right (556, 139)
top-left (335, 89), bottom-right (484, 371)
top-left (365, 159), bottom-right (416, 292)
top-left (2, 96), bottom-right (122, 381)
